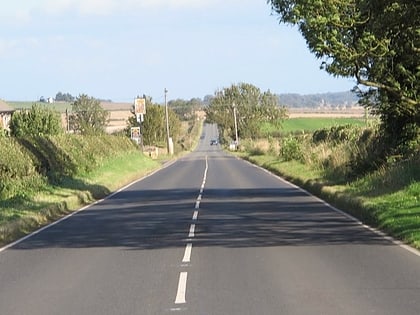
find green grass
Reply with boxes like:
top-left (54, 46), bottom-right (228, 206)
top-left (283, 117), bottom-right (367, 132)
top-left (260, 117), bottom-right (368, 135)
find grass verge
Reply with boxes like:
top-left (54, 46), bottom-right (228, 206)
top-left (0, 151), bottom-right (161, 247)
top-left (237, 152), bottom-right (420, 250)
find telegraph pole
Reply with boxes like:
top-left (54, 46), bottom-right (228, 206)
top-left (233, 102), bottom-right (239, 149)
top-left (164, 88), bottom-right (171, 155)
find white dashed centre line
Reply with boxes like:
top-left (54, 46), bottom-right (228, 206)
top-left (182, 243), bottom-right (193, 263)
top-left (188, 224), bottom-right (196, 238)
top-left (192, 210), bottom-right (199, 221)
top-left (174, 155), bottom-right (208, 306)
top-left (175, 272), bottom-right (188, 304)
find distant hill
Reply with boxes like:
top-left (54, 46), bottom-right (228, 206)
top-left (277, 91), bottom-right (359, 108)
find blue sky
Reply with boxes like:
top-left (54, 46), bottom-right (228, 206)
top-left (0, 0), bottom-right (356, 103)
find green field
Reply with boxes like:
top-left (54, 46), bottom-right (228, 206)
top-left (261, 117), bottom-right (369, 135)
top-left (8, 101), bottom-right (72, 113)
top-left (283, 117), bottom-right (367, 132)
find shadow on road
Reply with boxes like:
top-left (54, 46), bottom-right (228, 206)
top-left (12, 187), bottom-right (391, 250)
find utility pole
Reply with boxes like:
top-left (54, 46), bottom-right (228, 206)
top-left (233, 102), bottom-right (239, 149)
top-left (164, 88), bottom-right (171, 155)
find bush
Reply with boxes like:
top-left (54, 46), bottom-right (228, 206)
top-left (0, 134), bottom-right (140, 199)
top-left (9, 104), bottom-right (62, 137)
top-left (280, 136), bottom-right (304, 161)
top-left (312, 124), bottom-right (359, 145)
top-left (0, 137), bottom-right (46, 199)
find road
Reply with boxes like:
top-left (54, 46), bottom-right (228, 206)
top-left (1, 123), bottom-right (419, 315)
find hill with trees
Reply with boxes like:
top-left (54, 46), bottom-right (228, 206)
top-left (277, 91), bottom-right (359, 108)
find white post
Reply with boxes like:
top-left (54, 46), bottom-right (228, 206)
top-left (233, 103), bottom-right (239, 149)
top-left (164, 88), bottom-right (171, 155)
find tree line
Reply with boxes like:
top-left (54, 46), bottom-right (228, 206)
top-left (7, 95), bottom-right (185, 150)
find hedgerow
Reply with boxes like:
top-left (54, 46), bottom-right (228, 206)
top-left (0, 134), bottom-right (139, 199)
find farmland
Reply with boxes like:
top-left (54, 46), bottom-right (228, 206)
top-left (6, 100), bottom-right (370, 134)
top-left (281, 117), bottom-right (367, 133)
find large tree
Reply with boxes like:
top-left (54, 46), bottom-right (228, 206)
top-left (205, 83), bottom-right (287, 140)
top-left (269, 0), bottom-right (419, 155)
top-left (70, 94), bottom-right (109, 135)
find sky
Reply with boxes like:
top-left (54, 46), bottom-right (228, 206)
top-left (0, 0), bottom-right (357, 103)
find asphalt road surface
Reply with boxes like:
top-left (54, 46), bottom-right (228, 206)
top-left (1, 123), bottom-right (419, 315)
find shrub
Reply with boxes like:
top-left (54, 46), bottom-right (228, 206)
top-left (9, 104), bottom-right (62, 137)
top-left (0, 137), bottom-right (46, 199)
top-left (312, 124), bottom-right (360, 145)
top-left (280, 136), bottom-right (304, 161)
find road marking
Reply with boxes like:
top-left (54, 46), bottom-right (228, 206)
top-left (173, 155), bottom-right (208, 307)
top-left (175, 272), bottom-right (188, 304)
top-left (192, 210), bottom-right (199, 221)
top-left (188, 224), bottom-right (196, 238)
top-left (182, 243), bottom-right (193, 263)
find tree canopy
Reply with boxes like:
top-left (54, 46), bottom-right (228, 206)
top-left (168, 98), bottom-right (203, 121)
top-left (205, 83), bottom-right (287, 140)
top-left (269, 0), bottom-right (419, 155)
top-left (55, 92), bottom-right (75, 102)
top-left (70, 94), bottom-right (109, 135)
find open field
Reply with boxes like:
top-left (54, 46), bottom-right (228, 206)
top-left (281, 117), bottom-right (368, 133)
top-left (288, 107), bottom-right (366, 118)
top-left (6, 101), bottom-right (370, 134)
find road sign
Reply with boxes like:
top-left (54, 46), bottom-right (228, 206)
top-left (134, 98), bottom-right (146, 115)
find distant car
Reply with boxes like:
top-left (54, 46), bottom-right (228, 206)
top-left (210, 139), bottom-right (218, 145)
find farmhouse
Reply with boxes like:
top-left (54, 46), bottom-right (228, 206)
top-left (0, 99), bottom-right (14, 132)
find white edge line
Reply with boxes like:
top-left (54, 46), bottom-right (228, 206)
top-left (174, 272), bottom-right (188, 304)
top-left (0, 159), bottom-right (178, 254)
top-left (238, 156), bottom-right (420, 258)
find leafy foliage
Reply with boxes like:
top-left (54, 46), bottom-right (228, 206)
top-left (269, 0), bottom-right (419, 156)
top-left (70, 94), bottom-right (109, 135)
top-left (205, 83), bottom-right (288, 140)
top-left (168, 98), bottom-right (203, 121)
top-left (280, 136), bottom-right (304, 162)
top-left (126, 97), bottom-right (181, 147)
top-left (0, 134), bottom-right (138, 199)
top-left (0, 137), bottom-right (45, 199)
top-left (312, 125), bottom-right (360, 145)
top-left (9, 104), bottom-right (62, 137)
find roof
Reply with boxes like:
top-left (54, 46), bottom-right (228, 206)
top-left (0, 99), bottom-right (14, 112)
